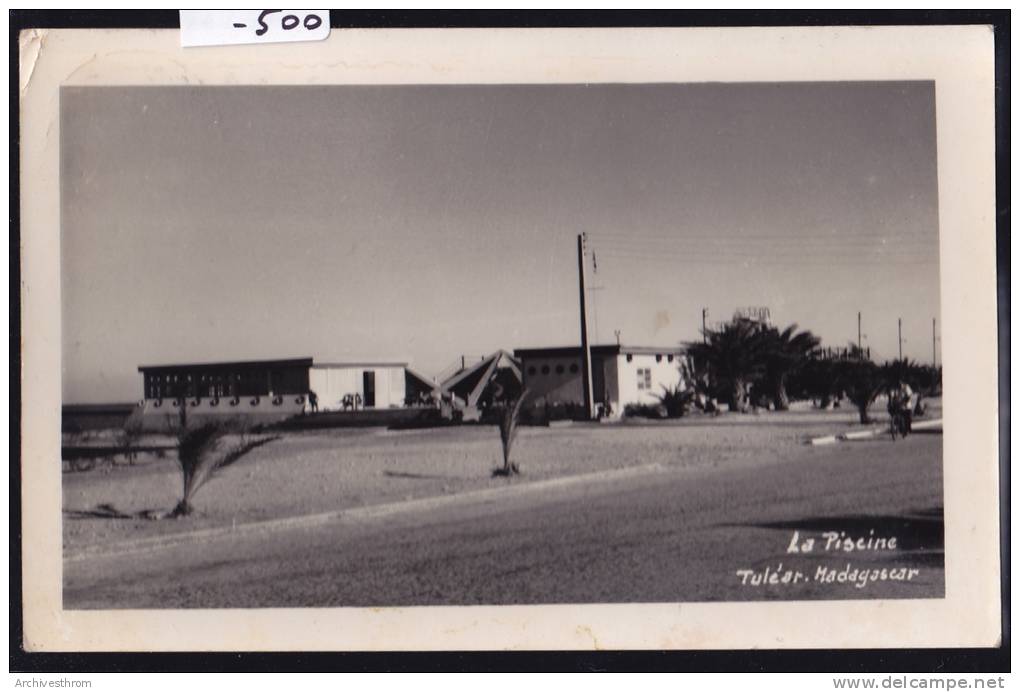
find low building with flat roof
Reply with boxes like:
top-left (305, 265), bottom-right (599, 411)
top-left (513, 344), bottom-right (686, 418)
top-left (62, 403), bottom-right (139, 433)
top-left (309, 361), bottom-right (436, 411)
top-left (136, 356), bottom-right (437, 431)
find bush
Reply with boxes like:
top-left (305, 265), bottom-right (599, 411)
top-left (624, 403), bottom-right (667, 419)
top-left (387, 409), bottom-right (447, 430)
top-left (653, 384), bottom-right (694, 418)
top-left (543, 401), bottom-right (587, 422)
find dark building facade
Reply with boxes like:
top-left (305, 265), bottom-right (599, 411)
top-left (139, 357), bottom-right (313, 401)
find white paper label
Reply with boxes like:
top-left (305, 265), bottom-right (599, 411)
top-left (180, 10), bottom-right (330, 48)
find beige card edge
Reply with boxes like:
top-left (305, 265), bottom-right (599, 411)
top-left (19, 25), bottom-right (1001, 652)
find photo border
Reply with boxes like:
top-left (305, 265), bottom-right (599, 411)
top-left (11, 9), bottom-right (1010, 671)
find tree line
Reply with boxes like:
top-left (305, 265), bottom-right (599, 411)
top-left (680, 317), bottom-right (942, 423)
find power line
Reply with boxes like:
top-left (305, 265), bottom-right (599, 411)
top-left (591, 251), bottom-right (937, 267)
top-left (595, 249), bottom-right (936, 260)
top-left (596, 235), bottom-right (935, 245)
top-left (597, 230), bottom-right (937, 241)
top-left (594, 234), bottom-right (938, 260)
top-left (595, 239), bottom-right (936, 252)
top-left (597, 251), bottom-right (936, 261)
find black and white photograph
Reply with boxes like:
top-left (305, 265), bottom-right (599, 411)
top-left (59, 80), bottom-right (946, 608)
top-left (19, 24), bottom-right (1001, 652)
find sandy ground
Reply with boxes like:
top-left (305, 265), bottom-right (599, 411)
top-left (65, 432), bottom-right (944, 608)
top-left (62, 400), bottom-right (941, 553)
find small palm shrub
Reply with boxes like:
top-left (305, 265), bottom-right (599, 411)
top-left (653, 383), bottom-right (694, 418)
top-left (494, 390), bottom-right (528, 477)
top-left (171, 421), bottom-right (278, 517)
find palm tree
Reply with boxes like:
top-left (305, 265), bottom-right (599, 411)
top-left (792, 355), bottom-right (841, 409)
top-left (883, 358), bottom-right (921, 389)
top-left (839, 357), bottom-right (885, 424)
top-left (686, 318), bottom-right (769, 413)
top-left (762, 324), bottom-right (821, 410)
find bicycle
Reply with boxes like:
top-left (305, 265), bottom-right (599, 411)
top-left (889, 401), bottom-right (912, 440)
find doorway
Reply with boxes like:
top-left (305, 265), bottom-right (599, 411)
top-left (362, 371), bottom-right (376, 408)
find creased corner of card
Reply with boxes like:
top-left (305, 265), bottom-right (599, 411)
top-left (19, 28), bottom-right (49, 98)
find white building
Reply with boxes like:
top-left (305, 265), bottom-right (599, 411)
top-left (135, 357), bottom-right (437, 430)
top-left (513, 345), bottom-right (685, 417)
top-left (310, 361), bottom-right (436, 411)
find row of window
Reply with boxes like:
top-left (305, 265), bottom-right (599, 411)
top-left (144, 368), bottom-right (308, 399)
top-left (524, 365), bottom-right (657, 391)
top-left (527, 363), bottom-right (582, 377)
top-left (624, 354), bottom-right (675, 363)
top-left (526, 359), bottom-right (675, 386)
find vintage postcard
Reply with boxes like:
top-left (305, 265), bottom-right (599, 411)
top-left (19, 25), bottom-right (1000, 651)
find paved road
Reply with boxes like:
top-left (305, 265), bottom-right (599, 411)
top-left (65, 433), bottom-right (943, 608)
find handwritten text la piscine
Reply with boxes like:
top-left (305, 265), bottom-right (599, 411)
top-left (786, 529), bottom-right (898, 553)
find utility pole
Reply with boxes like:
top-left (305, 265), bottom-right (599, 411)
top-left (577, 234), bottom-right (595, 419)
top-left (898, 318), bottom-right (903, 361)
top-left (932, 317), bottom-right (937, 367)
top-left (857, 312), bottom-right (862, 353)
top-left (702, 308), bottom-right (708, 344)
top-left (614, 329), bottom-right (621, 346)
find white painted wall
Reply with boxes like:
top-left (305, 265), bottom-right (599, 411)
top-left (309, 365), bottom-right (406, 410)
top-left (614, 353), bottom-right (683, 408)
top-left (519, 351), bottom-right (683, 415)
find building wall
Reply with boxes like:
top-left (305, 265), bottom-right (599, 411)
top-left (137, 394), bottom-right (307, 432)
top-left (614, 353), bottom-right (683, 409)
top-left (63, 403), bottom-right (138, 433)
top-left (142, 363), bottom-right (309, 399)
top-left (521, 354), bottom-right (585, 406)
top-left (519, 351), bottom-right (682, 415)
top-left (309, 365), bottom-right (406, 410)
top-left (519, 354), bottom-right (618, 412)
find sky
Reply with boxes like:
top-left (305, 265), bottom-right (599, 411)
top-left (61, 83), bottom-right (940, 403)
